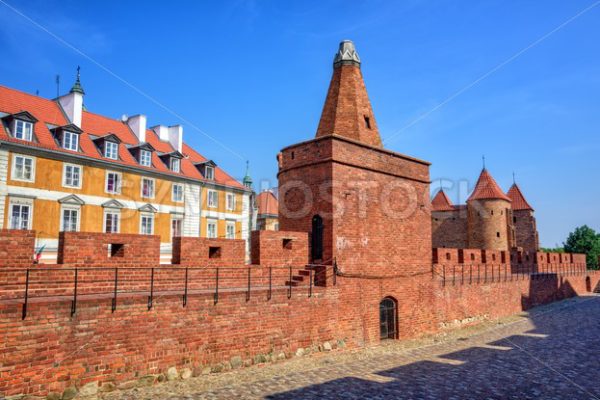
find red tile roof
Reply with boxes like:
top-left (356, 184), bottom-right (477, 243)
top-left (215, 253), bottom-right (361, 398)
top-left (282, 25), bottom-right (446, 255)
top-left (256, 190), bottom-right (278, 216)
top-left (431, 190), bottom-right (454, 211)
top-left (0, 85), bottom-right (244, 189)
top-left (468, 169), bottom-right (511, 202)
top-left (507, 183), bottom-right (534, 211)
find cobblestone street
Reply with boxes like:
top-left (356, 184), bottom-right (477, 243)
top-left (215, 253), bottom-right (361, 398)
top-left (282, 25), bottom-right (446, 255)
top-left (105, 295), bottom-right (600, 400)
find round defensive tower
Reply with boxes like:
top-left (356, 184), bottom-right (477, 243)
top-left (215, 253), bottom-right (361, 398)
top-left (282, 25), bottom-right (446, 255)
top-left (467, 169), bottom-right (512, 250)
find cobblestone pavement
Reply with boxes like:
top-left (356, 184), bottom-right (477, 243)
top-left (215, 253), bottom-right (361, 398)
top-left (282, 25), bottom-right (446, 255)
top-left (107, 296), bottom-right (600, 400)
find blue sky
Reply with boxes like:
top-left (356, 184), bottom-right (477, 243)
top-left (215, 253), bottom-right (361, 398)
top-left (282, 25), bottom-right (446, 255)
top-left (1, 0), bottom-right (599, 247)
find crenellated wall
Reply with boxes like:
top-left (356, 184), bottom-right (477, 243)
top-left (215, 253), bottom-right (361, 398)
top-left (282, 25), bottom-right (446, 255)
top-left (172, 237), bottom-right (245, 266)
top-left (0, 229), bottom-right (35, 267)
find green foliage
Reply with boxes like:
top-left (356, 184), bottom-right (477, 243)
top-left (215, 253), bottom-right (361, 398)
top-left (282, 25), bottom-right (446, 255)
top-left (563, 225), bottom-right (600, 270)
top-left (540, 247), bottom-right (564, 253)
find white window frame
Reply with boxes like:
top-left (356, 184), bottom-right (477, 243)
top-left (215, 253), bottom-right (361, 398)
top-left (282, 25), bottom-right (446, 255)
top-left (13, 120), bottom-right (33, 141)
top-left (170, 158), bottom-right (181, 173)
top-left (104, 141), bottom-right (119, 160)
top-left (226, 193), bottom-right (236, 211)
top-left (207, 219), bottom-right (218, 238)
top-left (207, 189), bottom-right (218, 208)
top-left (226, 221), bottom-right (235, 239)
top-left (141, 177), bottom-right (155, 199)
top-left (140, 213), bottom-right (154, 235)
top-left (139, 149), bottom-right (152, 167)
top-left (60, 206), bottom-right (80, 232)
top-left (171, 216), bottom-right (183, 239)
top-left (11, 154), bottom-right (35, 182)
top-left (205, 165), bottom-right (215, 180)
top-left (62, 131), bottom-right (79, 151)
top-left (8, 198), bottom-right (33, 230)
top-left (172, 184), bottom-right (184, 203)
top-left (103, 209), bottom-right (120, 233)
top-left (62, 163), bottom-right (82, 189)
top-left (105, 171), bottom-right (122, 194)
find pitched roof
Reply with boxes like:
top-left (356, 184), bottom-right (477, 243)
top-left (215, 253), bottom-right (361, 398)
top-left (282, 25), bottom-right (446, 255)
top-left (467, 169), bottom-right (511, 202)
top-left (507, 183), bottom-right (534, 211)
top-left (431, 189), bottom-right (454, 211)
top-left (315, 40), bottom-right (382, 148)
top-left (0, 84), bottom-right (244, 190)
top-left (256, 190), bottom-right (278, 216)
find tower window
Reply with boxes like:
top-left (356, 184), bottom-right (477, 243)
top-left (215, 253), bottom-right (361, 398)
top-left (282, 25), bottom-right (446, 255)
top-left (496, 232), bottom-right (500, 238)
top-left (513, 216), bottom-right (517, 223)
top-left (364, 116), bottom-right (371, 129)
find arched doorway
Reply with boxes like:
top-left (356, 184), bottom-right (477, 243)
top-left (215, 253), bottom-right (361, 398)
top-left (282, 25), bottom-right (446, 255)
top-left (311, 215), bottom-right (323, 262)
top-left (379, 297), bottom-right (397, 340)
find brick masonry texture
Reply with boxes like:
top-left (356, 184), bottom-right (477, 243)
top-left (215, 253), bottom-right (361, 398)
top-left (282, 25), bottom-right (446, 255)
top-left (0, 41), bottom-right (596, 398)
top-left (172, 237), bottom-right (246, 266)
top-left (0, 229), bottom-right (34, 267)
top-left (250, 230), bottom-right (309, 267)
top-left (432, 209), bottom-right (468, 248)
top-left (57, 231), bottom-right (161, 266)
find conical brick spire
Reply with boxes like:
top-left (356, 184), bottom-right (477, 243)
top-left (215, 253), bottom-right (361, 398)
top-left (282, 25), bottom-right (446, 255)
top-left (315, 40), bottom-right (382, 148)
top-left (432, 189), bottom-right (454, 211)
top-left (468, 169), bottom-right (511, 202)
top-left (507, 183), bottom-right (534, 211)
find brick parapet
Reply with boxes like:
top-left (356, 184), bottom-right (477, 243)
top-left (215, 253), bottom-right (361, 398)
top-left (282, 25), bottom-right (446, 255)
top-left (0, 229), bottom-right (35, 267)
top-left (172, 237), bottom-right (246, 266)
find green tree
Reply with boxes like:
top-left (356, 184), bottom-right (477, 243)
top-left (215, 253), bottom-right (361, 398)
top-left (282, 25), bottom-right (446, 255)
top-left (563, 225), bottom-right (600, 270)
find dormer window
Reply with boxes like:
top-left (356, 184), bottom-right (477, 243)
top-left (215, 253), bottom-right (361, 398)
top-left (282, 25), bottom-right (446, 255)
top-left (140, 150), bottom-right (152, 167)
top-left (170, 158), bottom-right (180, 172)
top-left (14, 120), bottom-right (33, 141)
top-left (105, 141), bottom-right (118, 159)
top-left (205, 165), bottom-right (214, 180)
top-left (62, 131), bottom-right (79, 151)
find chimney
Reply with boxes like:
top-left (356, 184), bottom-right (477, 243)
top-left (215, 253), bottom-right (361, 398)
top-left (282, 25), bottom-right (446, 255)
top-left (152, 125), bottom-right (169, 141)
top-left (126, 114), bottom-right (147, 142)
top-left (168, 125), bottom-right (183, 152)
top-left (57, 66), bottom-right (84, 128)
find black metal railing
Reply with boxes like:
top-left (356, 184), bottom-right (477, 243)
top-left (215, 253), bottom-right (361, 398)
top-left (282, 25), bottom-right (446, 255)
top-left (433, 263), bottom-right (589, 286)
top-left (0, 264), bottom-right (337, 320)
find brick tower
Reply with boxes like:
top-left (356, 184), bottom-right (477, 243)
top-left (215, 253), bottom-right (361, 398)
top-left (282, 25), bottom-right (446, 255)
top-left (467, 169), bottom-right (514, 250)
top-left (277, 40), bottom-right (431, 274)
top-left (507, 183), bottom-right (539, 253)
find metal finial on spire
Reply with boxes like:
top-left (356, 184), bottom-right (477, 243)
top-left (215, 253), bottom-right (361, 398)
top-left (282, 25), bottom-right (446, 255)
top-left (70, 65), bottom-right (85, 95)
top-left (243, 160), bottom-right (253, 189)
top-left (513, 172), bottom-right (516, 184)
top-left (482, 155), bottom-right (486, 169)
top-left (333, 40), bottom-right (361, 68)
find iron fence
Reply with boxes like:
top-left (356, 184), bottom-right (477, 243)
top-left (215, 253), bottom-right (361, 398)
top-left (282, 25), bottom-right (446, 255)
top-left (433, 263), bottom-right (589, 286)
top-left (0, 265), bottom-right (336, 319)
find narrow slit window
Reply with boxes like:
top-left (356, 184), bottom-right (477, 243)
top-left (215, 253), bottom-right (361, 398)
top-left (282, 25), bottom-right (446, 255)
top-left (364, 115), bottom-right (371, 129)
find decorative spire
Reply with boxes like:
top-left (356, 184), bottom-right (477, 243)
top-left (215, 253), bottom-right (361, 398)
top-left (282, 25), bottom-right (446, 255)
top-left (316, 40), bottom-right (382, 148)
top-left (333, 40), bottom-right (361, 68)
top-left (432, 189), bottom-right (454, 211)
top-left (468, 168), bottom-right (511, 202)
top-left (507, 183), bottom-right (534, 211)
top-left (243, 160), bottom-right (253, 189)
top-left (70, 66), bottom-right (85, 95)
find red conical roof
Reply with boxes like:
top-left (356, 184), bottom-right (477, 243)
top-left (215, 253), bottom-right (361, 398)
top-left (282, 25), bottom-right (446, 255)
top-left (507, 183), bottom-right (534, 211)
top-left (432, 190), bottom-right (454, 211)
top-left (315, 41), bottom-right (382, 148)
top-left (467, 169), bottom-right (511, 202)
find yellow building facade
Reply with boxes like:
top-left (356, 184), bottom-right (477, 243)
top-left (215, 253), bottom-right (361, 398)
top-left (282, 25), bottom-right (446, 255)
top-left (0, 76), bottom-right (251, 263)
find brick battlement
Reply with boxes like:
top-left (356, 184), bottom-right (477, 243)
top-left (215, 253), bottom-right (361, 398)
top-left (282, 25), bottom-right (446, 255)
top-left (250, 230), bottom-right (309, 267)
top-left (0, 229), bottom-right (35, 267)
top-left (57, 231), bottom-right (161, 266)
top-left (172, 237), bottom-right (246, 266)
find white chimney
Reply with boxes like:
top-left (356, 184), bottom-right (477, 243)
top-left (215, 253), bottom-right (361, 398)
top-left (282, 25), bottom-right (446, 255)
top-left (58, 67), bottom-right (85, 128)
top-left (58, 92), bottom-right (83, 128)
top-left (152, 125), bottom-right (169, 142)
top-left (126, 114), bottom-right (147, 143)
top-left (168, 125), bottom-right (183, 152)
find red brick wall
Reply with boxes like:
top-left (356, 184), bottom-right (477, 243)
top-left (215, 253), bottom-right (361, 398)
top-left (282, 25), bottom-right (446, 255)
top-left (172, 237), bottom-right (246, 266)
top-left (432, 209), bottom-right (468, 248)
top-left (467, 199), bottom-right (512, 250)
top-left (279, 136), bottom-right (432, 274)
top-left (513, 209), bottom-right (539, 253)
top-left (250, 230), bottom-right (309, 267)
top-left (57, 232), bottom-right (160, 266)
top-left (0, 229), bottom-right (35, 267)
